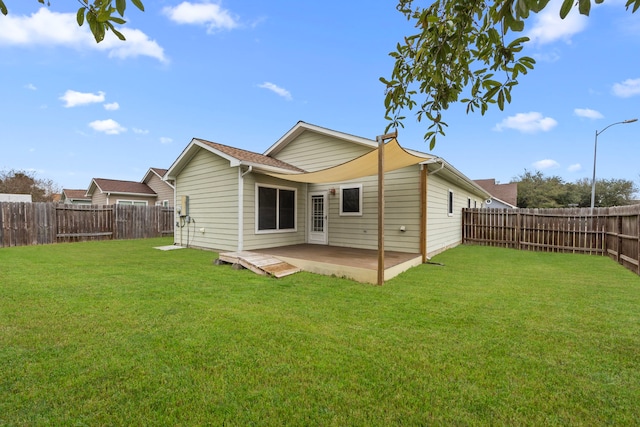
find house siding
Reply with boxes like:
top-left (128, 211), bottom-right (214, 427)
top-left (90, 192), bottom-right (108, 205)
top-left (274, 130), bottom-right (372, 172)
top-left (306, 165), bottom-right (422, 254)
top-left (426, 172), bottom-right (483, 257)
top-left (173, 148), bottom-right (239, 251)
top-left (146, 174), bottom-right (174, 207)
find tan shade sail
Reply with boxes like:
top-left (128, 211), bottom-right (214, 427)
top-left (263, 138), bottom-right (430, 183)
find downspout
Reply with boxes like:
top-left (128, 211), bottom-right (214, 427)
top-left (424, 157), bottom-right (445, 175)
top-left (238, 166), bottom-right (252, 251)
top-left (420, 158), bottom-right (444, 262)
top-left (173, 177), bottom-right (178, 245)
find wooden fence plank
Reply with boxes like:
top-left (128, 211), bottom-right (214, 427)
top-left (463, 205), bottom-right (640, 277)
top-left (0, 202), bottom-right (174, 248)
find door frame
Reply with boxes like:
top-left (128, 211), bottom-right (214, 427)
top-left (308, 191), bottom-right (328, 245)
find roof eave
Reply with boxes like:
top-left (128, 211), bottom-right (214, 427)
top-left (166, 138), bottom-right (242, 180)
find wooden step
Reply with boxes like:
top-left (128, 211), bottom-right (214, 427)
top-left (217, 251), bottom-right (301, 278)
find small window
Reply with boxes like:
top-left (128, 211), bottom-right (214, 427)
top-left (467, 198), bottom-right (471, 209)
top-left (447, 190), bottom-right (454, 216)
top-left (340, 184), bottom-right (363, 216)
top-left (117, 200), bottom-right (148, 206)
top-left (256, 185), bottom-right (296, 232)
top-left (474, 200), bottom-right (477, 208)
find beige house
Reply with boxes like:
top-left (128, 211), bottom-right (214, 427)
top-left (165, 122), bottom-right (490, 272)
top-left (85, 168), bottom-right (175, 206)
top-left (142, 168), bottom-right (175, 207)
top-left (60, 189), bottom-right (92, 204)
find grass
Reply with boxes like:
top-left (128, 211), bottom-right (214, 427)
top-left (1, 238), bottom-right (640, 425)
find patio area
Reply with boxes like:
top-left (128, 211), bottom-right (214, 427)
top-left (253, 244), bottom-right (423, 284)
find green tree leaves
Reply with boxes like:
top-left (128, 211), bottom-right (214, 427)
top-left (515, 170), bottom-right (638, 208)
top-left (383, 0), bottom-right (639, 147)
top-left (0, 0), bottom-right (145, 43)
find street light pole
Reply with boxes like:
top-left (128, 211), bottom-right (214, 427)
top-left (590, 118), bottom-right (638, 214)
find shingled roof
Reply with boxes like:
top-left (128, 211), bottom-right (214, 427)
top-left (474, 179), bottom-right (518, 206)
top-left (90, 178), bottom-right (157, 196)
top-left (149, 168), bottom-right (168, 178)
top-left (62, 189), bottom-right (91, 200)
top-left (196, 138), bottom-right (305, 172)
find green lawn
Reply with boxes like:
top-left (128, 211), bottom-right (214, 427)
top-left (1, 238), bottom-right (639, 425)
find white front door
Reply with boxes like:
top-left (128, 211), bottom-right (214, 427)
top-left (308, 191), bottom-right (328, 245)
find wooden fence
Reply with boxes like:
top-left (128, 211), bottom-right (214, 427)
top-left (462, 205), bottom-right (640, 276)
top-left (0, 202), bottom-right (174, 248)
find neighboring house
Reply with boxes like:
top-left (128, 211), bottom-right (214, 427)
top-left (86, 178), bottom-right (158, 206)
top-left (0, 193), bottom-right (32, 202)
top-left (165, 121), bottom-right (490, 261)
top-left (60, 189), bottom-right (92, 205)
top-left (474, 178), bottom-right (518, 209)
top-left (84, 168), bottom-right (175, 206)
top-left (142, 167), bottom-right (175, 207)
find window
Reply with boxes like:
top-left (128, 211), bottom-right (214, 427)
top-left (117, 200), bottom-right (148, 206)
top-left (447, 190), bottom-right (454, 216)
top-left (467, 198), bottom-right (471, 209)
top-left (256, 185), bottom-right (296, 232)
top-left (340, 184), bottom-right (363, 216)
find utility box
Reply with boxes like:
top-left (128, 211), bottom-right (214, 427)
top-left (179, 195), bottom-right (189, 217)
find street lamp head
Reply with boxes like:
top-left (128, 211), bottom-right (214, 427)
top-left (623, 118), bottom-right (638, 124)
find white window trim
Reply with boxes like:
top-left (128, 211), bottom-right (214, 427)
top-left (447, 189), bottom-right (454, 217)
top-left (339, 183), bottom-right (363, 216)
top-left (117, 199), bottom-right (148, 206)
top-left (255, 183), bottom-right (297, 234)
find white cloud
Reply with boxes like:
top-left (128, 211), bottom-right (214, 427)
top-left (96, 28), bottom-right (167, 62)
top-left (60, 90), bottom-right (105, 108)
top-left (533, 159), bottom-right (560, 170)
top-left (160, 137), bottom-right (173, 144)
top-left (612, 78), bottom-right (640, 98)
top-left (568, 163), bottom-right (582, 172)
top-left (133, 128), bottom-right (149, 135)
top-left (89, 119), bottom-right (126, 135)
top-left (25, 83), bottom-right (37, 90)
top-left (494, 112), bottom-right (558, 133)
top-left (163, 2), bottom-right (239, 33)
top-left (258, 82), bottom-right (292, 100)
top-left (574, 108), bottom-right (603, 119)
top-left (104, 102), bottom-right (120, 111)
top-left (527, 0), bottom-right (588, 45)
top-left (0, 8), bottom-right (166, 62)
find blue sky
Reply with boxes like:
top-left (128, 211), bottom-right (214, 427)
top-left (1, 0), bottom-right (638, 192)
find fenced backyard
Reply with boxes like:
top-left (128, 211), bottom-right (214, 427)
top-left (463, 205), bottom-right (640, 276)
top-left (0, 202), bottom-right (174, 247)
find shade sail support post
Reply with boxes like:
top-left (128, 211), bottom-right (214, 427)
top-left (376, 130), bottom-right (398, 285)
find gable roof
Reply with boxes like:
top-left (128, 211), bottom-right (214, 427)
top-left (142, 167), bottom-right (167, 182)
top-left (142, 167), bottom-right (174, 188)
top-left (166, 138), bottom-right (304, 180)
top-left (264, 121), bottom-right (376, 156)
top-left (474, 179), bottom-right (518, 206)
top-left (87, 178), bottom-right (157, 197)
top-left (62, 189), bottom-right (91, 201)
